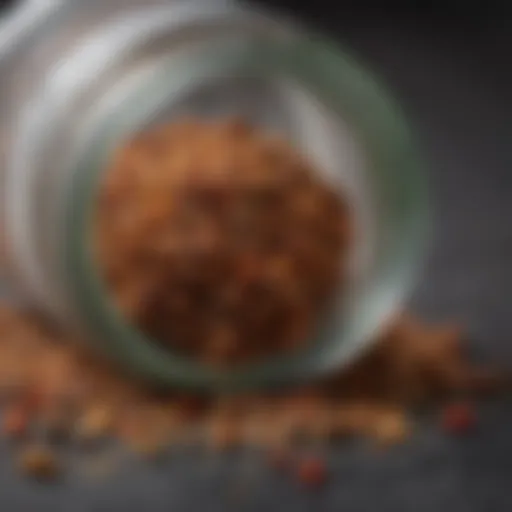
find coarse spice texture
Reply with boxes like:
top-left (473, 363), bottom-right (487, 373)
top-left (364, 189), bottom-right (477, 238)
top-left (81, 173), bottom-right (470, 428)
top-left (0, 303), bottom-right (504, 481)
top-left (95, 119), bottom-right (351, 365)
top-left (0, 120), bottom-right (505, 482)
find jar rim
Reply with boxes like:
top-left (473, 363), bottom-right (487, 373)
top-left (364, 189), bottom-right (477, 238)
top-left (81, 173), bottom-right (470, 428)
top-left (64, 5), bottom-right (429, 391)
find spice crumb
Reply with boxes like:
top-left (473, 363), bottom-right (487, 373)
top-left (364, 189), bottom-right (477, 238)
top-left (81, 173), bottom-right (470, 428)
top-left (18, 445), bottom-right (60, 480)
top-left (75, 404), bottom-right (113, 443)
top-left (441, 402), bottom-right (477, 435)
top-left (2, 405), bottom-right (29, 440)
top-left (371, 410), bottom-right (411, 447)
top-left (295, 456), bottom-right (328, 488)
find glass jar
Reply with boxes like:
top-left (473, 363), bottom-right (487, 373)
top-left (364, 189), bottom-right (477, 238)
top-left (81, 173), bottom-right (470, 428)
top-left (0, 0), bottom-right (428, 390)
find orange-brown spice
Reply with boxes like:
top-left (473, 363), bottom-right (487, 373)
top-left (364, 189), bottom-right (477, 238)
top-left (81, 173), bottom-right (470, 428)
top-left (295, 456), bottom-right (328, 488)
top-left (95, 118), bottom-right (351, 366)
top-left (0, 303), bottom-right (503, 480)
top-left (0, 116), bottom-right (505, 479)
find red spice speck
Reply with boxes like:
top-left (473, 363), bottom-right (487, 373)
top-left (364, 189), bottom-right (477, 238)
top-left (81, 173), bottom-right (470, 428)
top-left (441, 402), bottom-right (477, 435)
top-left (2, 405), bottom-right (29, 439)
top-left (295, 456), bottom-right (328, 488)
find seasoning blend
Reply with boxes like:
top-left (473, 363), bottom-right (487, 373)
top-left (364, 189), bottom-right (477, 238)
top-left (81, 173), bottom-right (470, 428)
top-left (96, 119), bottom-right (351, 366)
top-left (0, 1), bottom-right (505, 490)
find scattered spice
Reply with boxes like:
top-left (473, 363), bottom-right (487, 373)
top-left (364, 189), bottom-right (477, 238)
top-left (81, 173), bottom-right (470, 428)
top-left (2, 404), bottom-right (29, 440)
top-left (95, 118), bottom-right (350, 366)
top-left (0, 120), bottom-right (506, 484)
top-left (0, 305), bottom-right (503, 479)
top-left (441, 402), bottom-right (477, 435)
top-left (18, 445), bottom-right (60, 480)
top-left (0, 302), bottom-right (504, 482)
top-left (370, 409), bottom-right (411, 447)
top-left (75, 404), bottom-right (113, 444)
top-left (295, 456), bottom-right (328, 488)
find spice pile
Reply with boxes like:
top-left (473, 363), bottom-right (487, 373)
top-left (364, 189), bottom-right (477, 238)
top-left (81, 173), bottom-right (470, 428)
top-left (0, 119), bottom-right (505, 485)
top-left (95, 119), bottom-right (350, 365)
top-left (0, 303), bottom-right (503, 483)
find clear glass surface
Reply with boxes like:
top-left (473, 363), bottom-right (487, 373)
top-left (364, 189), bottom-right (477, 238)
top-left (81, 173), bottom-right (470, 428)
top-left (64, 20), bottom-right (429, 391)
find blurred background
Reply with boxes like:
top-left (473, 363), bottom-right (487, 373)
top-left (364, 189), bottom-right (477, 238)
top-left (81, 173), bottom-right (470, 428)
top-left (257, 0), bottom-right (511, 347)
top-left (0, 0), bottom-right (511, 510)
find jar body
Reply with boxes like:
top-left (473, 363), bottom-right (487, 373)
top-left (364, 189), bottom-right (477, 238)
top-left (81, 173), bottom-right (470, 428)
top-left (0, 0), bottom-right (239, 318)
top-left (0, 0), bottom-right (428, 390)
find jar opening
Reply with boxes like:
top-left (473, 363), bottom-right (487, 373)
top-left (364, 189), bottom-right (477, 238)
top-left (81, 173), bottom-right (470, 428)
top-left (63, 14), bottom-right (428, 390)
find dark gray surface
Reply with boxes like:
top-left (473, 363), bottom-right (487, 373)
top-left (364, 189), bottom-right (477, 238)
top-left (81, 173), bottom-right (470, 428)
top-left (1, 6), bottom-right (512, 512)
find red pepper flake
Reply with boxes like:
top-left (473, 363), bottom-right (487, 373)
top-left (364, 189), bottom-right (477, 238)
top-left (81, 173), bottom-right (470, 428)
top-left (441, 402), bottom-right (477, 435)
top-left (295, 456), bottom-right (328, 489)
top-left (2, 404), bottom-right (29, 439)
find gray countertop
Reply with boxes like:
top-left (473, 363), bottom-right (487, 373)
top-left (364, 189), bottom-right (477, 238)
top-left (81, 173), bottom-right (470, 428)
top-left (1, 5), bottom-right (511, 511)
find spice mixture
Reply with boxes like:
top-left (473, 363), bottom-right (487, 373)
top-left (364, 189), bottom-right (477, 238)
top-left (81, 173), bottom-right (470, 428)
top-left (0, 303), bottom-right (503, 482)
top-left (95, 119), bottom-right (350, 365)
top-left (0, 119), bottom-right (505, 484)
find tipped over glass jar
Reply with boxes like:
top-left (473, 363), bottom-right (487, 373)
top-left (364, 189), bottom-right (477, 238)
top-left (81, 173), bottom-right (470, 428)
top-left (0, 0), bottom-right (428, 390)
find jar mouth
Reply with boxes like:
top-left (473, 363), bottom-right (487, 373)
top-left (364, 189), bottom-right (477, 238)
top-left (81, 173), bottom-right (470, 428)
top-left (64, 8), bottom-right (429, 391)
